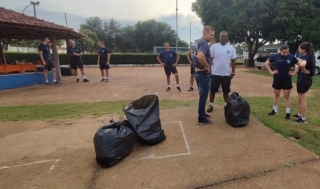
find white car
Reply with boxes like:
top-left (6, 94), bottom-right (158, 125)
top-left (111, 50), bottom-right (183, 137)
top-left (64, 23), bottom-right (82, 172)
top-left (315, 56), bottom-right (320, 75)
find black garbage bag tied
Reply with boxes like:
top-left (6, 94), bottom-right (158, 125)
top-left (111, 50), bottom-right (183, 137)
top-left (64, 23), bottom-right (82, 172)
top-left (123, 95), bottom-right (166, 146)
top-left (225, 92), bottom-right (250, 127)
top-left (93, 120), bottom-right (136, 167)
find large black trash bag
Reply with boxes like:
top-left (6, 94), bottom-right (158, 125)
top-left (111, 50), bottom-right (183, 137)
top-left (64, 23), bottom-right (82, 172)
top-left (225, 92), bottom-right (250, 127)
top-left (123, 95), bottom-right (166, 146)
top-left (93, 120), bottom-right (136, 167)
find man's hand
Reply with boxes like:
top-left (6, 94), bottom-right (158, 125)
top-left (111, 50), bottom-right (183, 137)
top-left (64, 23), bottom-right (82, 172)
top-left (43, 61), bottom-right (46, 66)
top-left (173, 63), bottom-right (178, 67)
top-left (270, 70), bottom-right (278, 75)
top-left (72, 52), bottom-right (77, 55)
top-left (301, 68), bottom-right (310, 74)
top-left (205, 66), bottom-right (211, 73)
top-left (97, 61), bottom-right (99, 65)
top-left (106, 62), bottom-right (110, 65)
top-left (160, 63), bottom-right (165, 66)
top-left (288, 71), bottom-right (295, 76)
top-left (230, 74), bottom-right (235, 79)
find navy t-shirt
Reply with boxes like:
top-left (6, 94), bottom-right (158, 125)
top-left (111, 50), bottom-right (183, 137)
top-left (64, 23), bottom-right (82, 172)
top-left (192, 38), bottom-right (210, 69)
top-left (299, 54), bottom-right (314, 76)
top-left (269, 53), bottom-right (298, 77)
top-left (98, 47), bottom-right (110, 60)
top-left (159, 50), bottom-right (177, 65)
top-left (38, 43), bottom-right (51, 61)
top-left (67, 46), bottom-right (82, 61)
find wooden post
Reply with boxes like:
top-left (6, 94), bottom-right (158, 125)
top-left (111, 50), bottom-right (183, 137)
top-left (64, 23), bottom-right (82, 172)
top-left (0, 42), bottom-right (7, 65)
top-left (65, 38), bottom-right (74, 76)
top-left (51, 37), bottom-right (62, 81)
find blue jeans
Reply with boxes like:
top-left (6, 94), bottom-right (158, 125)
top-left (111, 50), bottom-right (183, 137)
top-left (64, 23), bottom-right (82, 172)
top-left (195, 73), bottom-right (211, 121)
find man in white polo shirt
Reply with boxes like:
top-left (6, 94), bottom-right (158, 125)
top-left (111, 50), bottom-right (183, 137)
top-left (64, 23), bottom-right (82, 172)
top-left (207, 31), bottom-right (236, 113)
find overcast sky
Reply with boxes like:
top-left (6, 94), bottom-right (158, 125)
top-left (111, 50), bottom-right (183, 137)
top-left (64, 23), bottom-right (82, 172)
top-left (1, 0), bottom-right (204, 44)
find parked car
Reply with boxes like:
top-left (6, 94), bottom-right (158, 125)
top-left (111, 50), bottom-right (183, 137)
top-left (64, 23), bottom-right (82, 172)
top-left (315, 55), bottom-right (320, 75)
top-left (254, 51), bottom-right (274, 69)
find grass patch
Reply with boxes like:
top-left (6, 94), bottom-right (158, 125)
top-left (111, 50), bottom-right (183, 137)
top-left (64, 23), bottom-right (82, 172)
top-left (0, 99), bottom-right (197, 122)
top-left (246, 69), bottom-right (320, 89)
top-left (245, 91), bottom-right (320, 155)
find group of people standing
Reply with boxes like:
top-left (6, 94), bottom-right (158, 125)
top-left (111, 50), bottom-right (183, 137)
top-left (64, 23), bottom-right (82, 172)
top-left (38, 37), bottom-right (111, 84)
top-left (265, 43), bottom-right (315, 124)
top-left (157, 26), bottom-right (315, 125)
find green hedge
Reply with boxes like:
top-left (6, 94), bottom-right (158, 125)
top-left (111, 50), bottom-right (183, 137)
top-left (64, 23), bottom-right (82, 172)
top-left (3, 52), bottom-right (190, 65)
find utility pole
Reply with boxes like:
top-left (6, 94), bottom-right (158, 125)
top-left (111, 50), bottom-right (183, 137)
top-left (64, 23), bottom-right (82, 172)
top-left (190, 21), bottom-right (191, 47)
top-left (22, 1), bottom-right (40, 18)
top-left (65, 13), bottom-right (68, 27)
top-left (176, 0), bottom-right (178, 52)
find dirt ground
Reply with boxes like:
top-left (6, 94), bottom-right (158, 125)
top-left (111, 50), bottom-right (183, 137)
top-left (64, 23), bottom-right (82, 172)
top-left (0, 66), bottom-right (297, 105)
top-left (1, 66), bottom-right (319, 189)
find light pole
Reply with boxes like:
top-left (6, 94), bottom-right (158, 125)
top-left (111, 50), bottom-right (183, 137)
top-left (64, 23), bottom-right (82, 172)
top-left (176, 0), bottom-right (178, 52)
top-left (22, 1), bottom-right (40, 18)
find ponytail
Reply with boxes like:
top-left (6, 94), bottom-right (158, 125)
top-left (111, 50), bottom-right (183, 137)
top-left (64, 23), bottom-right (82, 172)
top-left (308, 43), bottom-right (316, 67)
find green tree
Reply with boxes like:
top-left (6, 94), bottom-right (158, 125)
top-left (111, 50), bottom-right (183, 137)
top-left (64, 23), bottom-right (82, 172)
top-left (192, 0), bottom-right (279, 66)
top-left (118, 25), bottom-right (138, 52)
top-left (178, 40), bottom-right (189, 47)
top-left (80, 17), bottom-right (106, 43)
top-left (75, 29), bottom-right (99, 53)
top-left (134, 20), bottom-right (177, 52)
top-left (105, 18), bottom-right (122, 52)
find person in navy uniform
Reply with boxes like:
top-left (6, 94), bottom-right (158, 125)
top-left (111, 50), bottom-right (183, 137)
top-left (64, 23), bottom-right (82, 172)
top-left (38, 37), bottom-right (61, 85)
top-left (97, 41), bottom-right (111, 82)
top-left (292, 42), bottom-right (316, 124)
top-left (157, 42), bottom-right (181, 92)
top-left (67, 40), bottom-right (89, 82)
top-left (265, 44), bottom-right (299, 120)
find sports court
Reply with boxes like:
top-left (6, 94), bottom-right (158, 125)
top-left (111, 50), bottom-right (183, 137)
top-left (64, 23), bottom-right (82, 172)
top-left (0, 66), bottom-right (319, 189)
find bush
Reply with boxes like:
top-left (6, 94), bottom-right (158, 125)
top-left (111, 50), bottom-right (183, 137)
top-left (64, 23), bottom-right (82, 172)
top-left (3, 52), bottom-right (190, 65)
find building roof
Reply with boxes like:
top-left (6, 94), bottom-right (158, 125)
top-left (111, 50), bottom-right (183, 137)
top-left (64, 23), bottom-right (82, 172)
top-left (0, 7), bottom-right (83, 39)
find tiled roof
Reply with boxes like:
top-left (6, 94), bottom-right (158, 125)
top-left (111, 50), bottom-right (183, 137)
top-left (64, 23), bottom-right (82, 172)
top-left (0, 7), bottom-right (83, 39)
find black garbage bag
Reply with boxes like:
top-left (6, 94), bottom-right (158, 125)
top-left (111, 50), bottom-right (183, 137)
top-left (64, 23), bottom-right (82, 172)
top-left (123, 95), bottom-right (166, 146)
top-left (93, 120), bottom-right (136, 167)
top-left (225, 92), bottom-right (250, 127)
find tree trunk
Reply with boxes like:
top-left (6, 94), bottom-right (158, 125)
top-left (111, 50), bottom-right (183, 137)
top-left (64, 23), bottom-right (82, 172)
top-left (0, 43), bottom-right (7, 65)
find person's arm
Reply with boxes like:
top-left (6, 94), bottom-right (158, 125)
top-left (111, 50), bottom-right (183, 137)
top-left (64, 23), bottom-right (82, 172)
top-left (197, 51), bottom-right (210, 72)
top-left (298, 60), bottom-right (310, 74)
top-left (173, 53), bottom-right (180, 66)
top-left (230, 47), bottom-right (237, 78)
top-left (39, 51), bottom-right (46, 65)
top-left (78, 47), bottom-right (83, 56)
top-left (265, 58), bottom-right (277, 75)
top-left (289, 56), bottom-right (299, 76)
top-left (157, 53), bottom-right (165, 66)
top-left (107, 53), bottom-right (111, 65)
top-left (187, 50), bottom-right (192, 63)
top-left (97, 52), bottom-right (100, 65)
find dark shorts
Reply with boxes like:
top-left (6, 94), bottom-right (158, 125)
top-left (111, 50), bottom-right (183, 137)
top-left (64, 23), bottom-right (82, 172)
top-left (190, 64), bottom-right (195, 74)
top-left (43, 59), bottom-right (55, 70)
top-left (164, 65), bottom-right (178, 76)
top-left (210, 75), bottom-right (231, 93)
top-left (272, 76), bottom-right (293, 90)
top-left (70, 60), bottom-right (84, 69)
top-left (99, 60), bottom-right (110, 70)
top-left (297, 75), bottom-right (313, 94)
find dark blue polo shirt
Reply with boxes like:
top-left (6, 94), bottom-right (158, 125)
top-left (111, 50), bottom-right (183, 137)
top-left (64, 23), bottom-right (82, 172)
top-left (98, 47), bottom-right (110, 60)
top-left (159, 50), bottom-right (177, 65)
top-left (38, 43), bottom-right (51, 61)
top-left (67, 46), bottom-right (82, 61)
top-left (269, 53), bottom-right (298, 77)
top-left (192, 38), bottom-right (210, 69)
top-left (299, 54), bottom-right (314, 76)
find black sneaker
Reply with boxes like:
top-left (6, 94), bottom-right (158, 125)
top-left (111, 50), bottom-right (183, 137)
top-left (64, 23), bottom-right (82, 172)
top-left (268, 109), bottom-right (277, 115)
top-left (166, 87), bottom-right (171, 91)
top-left (285, 113), bottom-right (290, 121)
top-left (83, 79), bottom-right (89, 82)
top-left (294, 117), bottom-right (307, 124)
top-left (76, 78), bottom-right (79, 82)
top-left (188, 87), bottom-right (194, 91)
top-left (207, 105), bottom-right (213, 113)
top-left (45, 82), bottom-right (52, 86)
top-left (198, 118), bottom-right (213, 125)
top-left (106, 78), bottom-right (109, 82)
top-left (53, 81), bottom-right (62, 85)
top-left (177, 86), bottom-right (181, 92)
top-left (101, 78), bottom-right (106, 82)
top-left (293, 113), bottom-right (300, 119)
top-left (205, 114), bottom-right (211, 118)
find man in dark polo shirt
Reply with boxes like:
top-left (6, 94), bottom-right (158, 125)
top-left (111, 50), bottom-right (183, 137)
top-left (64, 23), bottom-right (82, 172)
top-left (38, 37), bottom-right (61, 85)
top-left (67, 40), bottom-right (89, 82)
top-left (97, 41), bottom-right (111, 82)
top-left (193, 26), bottom-right (215, 125)
top-left (157, 42), bottom-right (181, 92)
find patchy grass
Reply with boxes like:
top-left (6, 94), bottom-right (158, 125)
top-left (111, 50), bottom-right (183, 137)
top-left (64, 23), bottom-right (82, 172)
top-left (246, 69), bottom-right (320, 88)
top-left (0, 99), bottom-right (198, 122)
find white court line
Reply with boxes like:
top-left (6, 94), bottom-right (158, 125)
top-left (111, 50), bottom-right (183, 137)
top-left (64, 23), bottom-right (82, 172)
top-left (141, 121), bottom-right (191, 160)
top-left (48, 159), bottom-right (61, 173)
top-left (0, 159), bottom-right (61, 171)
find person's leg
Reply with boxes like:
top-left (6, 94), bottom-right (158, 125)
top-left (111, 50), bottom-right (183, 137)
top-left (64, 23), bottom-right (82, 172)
top-left (207, 75), bottom-right (219, 112)
top-left (221, 76), bottom-right (231, 106)
top-left (268, 89), bottom-right (281, 114)
top-left (283, 89), bottom-right (291, 120)
top-left (100, 69), bottom-right (105, 78)
top-left (43, 69), bottom-right (49, 84)
top-left (190, 74), bottom-right (194, 86)
top-left (298, 93), bottom-right (307, 121)
top-left (74, 68), bottom-right (79, 81)
top-left (174, 73), bottom-right (179, 85)
top-left (51, 68), bottom-right (57, 81)
top-left (196, 73), bottom-right (211, 124)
